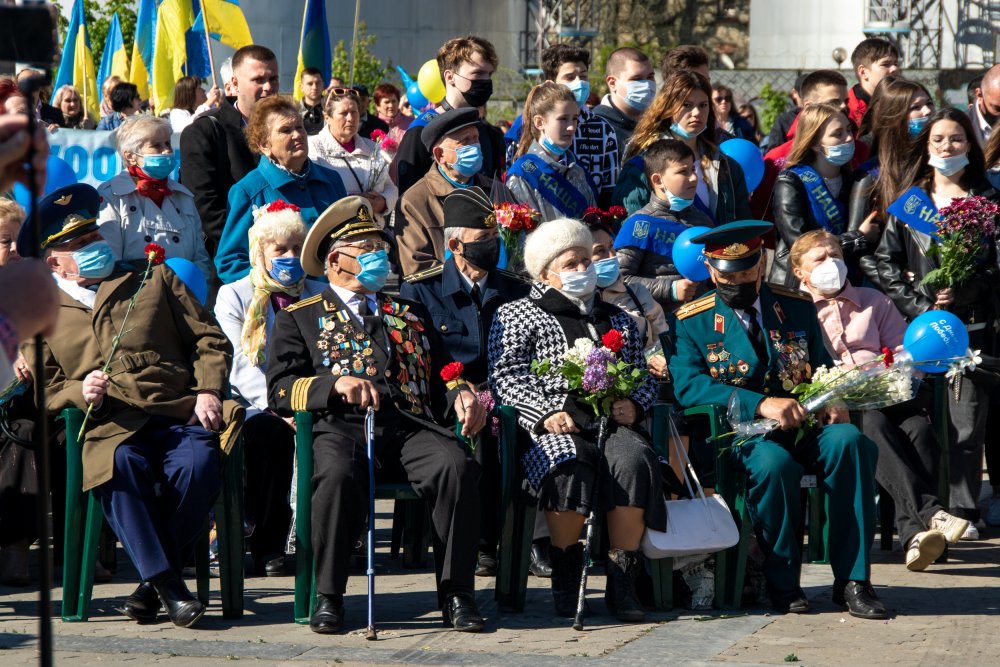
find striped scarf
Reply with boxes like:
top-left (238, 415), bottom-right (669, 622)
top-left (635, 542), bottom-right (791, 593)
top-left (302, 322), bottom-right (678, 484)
top-left (241, 227), bottom-right (305, 366)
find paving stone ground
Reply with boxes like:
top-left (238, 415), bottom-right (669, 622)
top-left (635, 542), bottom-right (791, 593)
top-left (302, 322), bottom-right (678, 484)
top-left (1, 500), bottom-right (999, 666)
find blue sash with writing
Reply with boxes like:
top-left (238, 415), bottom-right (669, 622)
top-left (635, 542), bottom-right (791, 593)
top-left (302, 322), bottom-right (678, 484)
top-left (789, 165), bottom-right (846, 233)
top-left (613, 213), bottom-right (690, 258)
top-left (408, 109), bottom-right (439, 130)
top-left (887, 187), bottom-right (940, 240)
top-left (506, 154), bottom-right (590, 218)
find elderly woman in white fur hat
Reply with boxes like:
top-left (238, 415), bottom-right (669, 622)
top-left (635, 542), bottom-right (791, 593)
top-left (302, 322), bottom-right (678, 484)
top-left (487, 217), bottom-right (664, 623)
top-left (214, 200), bottom-right (326, 576)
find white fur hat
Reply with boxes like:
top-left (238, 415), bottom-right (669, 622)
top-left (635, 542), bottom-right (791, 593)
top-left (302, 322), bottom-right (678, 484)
top-left (523, 217), bottom-right (593, 280)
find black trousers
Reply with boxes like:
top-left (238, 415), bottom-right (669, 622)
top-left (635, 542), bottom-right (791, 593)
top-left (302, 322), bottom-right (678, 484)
top-left (863, 389), bottom-right (942, 546)
top-left (473, 431), bottom-right (501, 551)
top-left (312, 423), bottom-right (481, 606)
top-left (243, 413), bottom-right (295, 560)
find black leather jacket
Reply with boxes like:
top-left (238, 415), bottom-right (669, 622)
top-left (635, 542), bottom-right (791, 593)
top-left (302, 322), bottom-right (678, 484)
top-left (769, 167), bottom-right (868, 287)
top-left (847, 170), bottom-right (883, 287)
top-left (874, 181), bottom-right (1000, 351)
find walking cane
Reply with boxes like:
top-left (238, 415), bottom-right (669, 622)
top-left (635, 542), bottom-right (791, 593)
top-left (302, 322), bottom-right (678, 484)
top-left (365, 407), bottom-right (378, 641)
top-left (573, 415), bottom-right (611, 631)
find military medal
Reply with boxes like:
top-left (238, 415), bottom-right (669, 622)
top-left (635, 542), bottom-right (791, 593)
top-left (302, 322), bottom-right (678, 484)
top-left (710, 366), bottom-right (719, 379)
top-left (728, 362), bottom-right (736, 375)
top-left (714, 313), bottom-right (725, 334)
top-left (366, 366), bottom-right (378, 376)
top-left (773, 301), bottom-right (786, 324)
top-left (737, 360), bottom-right (749, 374)
top-left (707, 344), bottom-right (718, 363)
top-left (718, 348), bottom-right (731, 362)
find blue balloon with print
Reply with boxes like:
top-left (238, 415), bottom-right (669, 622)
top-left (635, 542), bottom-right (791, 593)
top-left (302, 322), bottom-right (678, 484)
top-left (164, 257), bottom-right (208, 305)
top-left (672, 225), bottom-right (712, 281)
top-left (13, 155), bottom-right (78, 214)
top-left (720, 138), bottom-right (765, 192)
top-left (406, 83), bottom-right (429, 113)
top-left (900, 310), bottom-right (969, 373)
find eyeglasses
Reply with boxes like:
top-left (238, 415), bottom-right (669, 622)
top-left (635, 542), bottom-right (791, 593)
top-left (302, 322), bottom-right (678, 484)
top-left (328, 87), bottom-right (360, 99)
top-left (336, 240), bottom-right (389, 253)
top-left (713, 96), bottom-right (732, 103)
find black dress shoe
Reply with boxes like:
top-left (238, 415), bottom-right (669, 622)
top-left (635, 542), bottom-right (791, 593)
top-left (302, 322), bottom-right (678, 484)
top-left (475, 551), bottom-right (497, 577)
top-left (442, 594), bottom-right (484, 632)
top-left (310, 594), bottom-right (344, 634)
top-left (122, 581), bottom-right (161, 623)
top-left (152, 572), bottom-right (206, 628)
top-left (769, 586), bottom-right (810, 614)
top-left (264, 555), bottom-right (291, 577)
top-left (529, 542), bottom-right (553, 578)
top-left (833, 580), bottom-right (887, 619)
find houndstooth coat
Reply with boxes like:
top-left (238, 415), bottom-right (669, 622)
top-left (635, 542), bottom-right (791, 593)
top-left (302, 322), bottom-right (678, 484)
top-left (487, 283), bottom-right (657, 489)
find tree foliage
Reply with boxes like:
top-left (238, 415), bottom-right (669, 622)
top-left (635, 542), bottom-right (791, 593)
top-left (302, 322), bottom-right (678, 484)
top-left (331, 22), bottom-right (390, 100)
top-left (757, 82), bottom-right (790, 134)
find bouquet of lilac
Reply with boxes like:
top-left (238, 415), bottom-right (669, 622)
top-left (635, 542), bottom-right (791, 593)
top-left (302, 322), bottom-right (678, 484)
top-left (531, 330), bottom-right (648, 417)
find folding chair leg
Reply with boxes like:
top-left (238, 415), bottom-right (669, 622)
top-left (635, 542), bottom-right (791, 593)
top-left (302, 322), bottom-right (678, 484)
top-left (69, 493), bottom-right (103, 622)
top-left (401, 499), bottom-right (429, 569)
top-left (294, 412), bottom-right (315, 624)
top-left (216, 439), bottom-right (245, 619)
top-left (807, 488), bottom-right (830, 564)
top-left (390, 501), bottom-right (405, 559)
top-left (650, 557), bottom-right (673, 611)
top-left (879, 486), bottom-right (895, 551)
top-left (194, 522), bottom-right (210, 606)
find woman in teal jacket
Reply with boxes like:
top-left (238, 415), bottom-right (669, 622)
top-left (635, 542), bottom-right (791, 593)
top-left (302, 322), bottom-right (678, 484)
top-left (216, 96), bottom-right (346, 284)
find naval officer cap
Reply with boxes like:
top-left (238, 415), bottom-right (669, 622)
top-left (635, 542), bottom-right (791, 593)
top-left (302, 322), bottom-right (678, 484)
top-left (443, 186), bottom-right (497, 230)
top-left (691, 220), bottom-right (773, 273)
top-left (301, 196), bottom-right (391, 276)
top-left (17, 183), bottom-right (102, 258)
top-left (420, 107), bottom-right (480, 153)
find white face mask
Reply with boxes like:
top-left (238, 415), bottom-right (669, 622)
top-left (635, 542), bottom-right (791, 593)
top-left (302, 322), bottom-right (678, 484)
top-left (809, 257), bottom-right (848, 295)
top-left (558, 263), bottom-right (598, 299)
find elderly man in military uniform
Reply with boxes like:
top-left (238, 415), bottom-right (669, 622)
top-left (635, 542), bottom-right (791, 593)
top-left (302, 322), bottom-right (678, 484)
top-left (21, 184), bottom-right (241, 629)
top-left (667, 221), bottom-right (885, 619)
top-left (400, 186), bottom-right (529, 577)
top-left (266, 196), bottom-right (488, 634)
top-left (394, 108), bottom-right (513, 278)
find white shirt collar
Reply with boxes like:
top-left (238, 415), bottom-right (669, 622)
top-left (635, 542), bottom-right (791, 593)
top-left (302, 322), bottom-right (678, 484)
top-left (734, 297), bottom-right (763, 331)
top-left (456, 268), bottom-right (487, 295)
top-left (976, 102), bottom-right (993, 138)
top-left (53, 272), bottom-right (97, 309)
top-left (330, 283), bottom-right (375, 322)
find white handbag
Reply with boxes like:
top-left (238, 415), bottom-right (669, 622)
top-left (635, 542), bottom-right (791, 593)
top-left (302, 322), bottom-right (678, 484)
top-left (641, 416), bottom-right (740, 559)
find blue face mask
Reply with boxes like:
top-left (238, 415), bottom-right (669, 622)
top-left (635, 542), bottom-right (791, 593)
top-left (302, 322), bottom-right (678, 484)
top-left (594, 256), bottom-right (620, 288)
top-left (670, 122), bottom-right (704, 141)
top-left (269, 256), bottom-right (304, 286)
top-left (665, 190), bottom-right (694, 212)
top-left (624, 80), bottom-right (656, 111)
top-left (566, 79), bottom-right (590, 107)
top-left (71, 240), bottom-right (116, 279)
top-left (355, 249), bottom-right (390, 292)
top-left (822, 141), bottom-right (855, 167)
top-left (928, 152), bottom-right (969, 177)
top-left (449, 143), bottom-right (483, 177)
top-left (540, 134), bottom-right (568, 157)
top-left (908, 116), bottom-right (930, 137)
top-left (141, 153), bottom-right (176, 180)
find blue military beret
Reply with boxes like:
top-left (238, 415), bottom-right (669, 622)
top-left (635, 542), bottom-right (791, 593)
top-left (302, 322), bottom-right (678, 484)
top-left (17, 183), bottom-right (101, 258)
top-left (692, 220), bottom-right (773, 273)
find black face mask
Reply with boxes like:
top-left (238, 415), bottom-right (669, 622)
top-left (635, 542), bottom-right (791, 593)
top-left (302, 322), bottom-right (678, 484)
top-left (715, 280), bottom-right (760, 311)
top-left (981, 100), bottom-right (1000, 127)
top-left (458, 237), bottom-right (500, 272)
top-left (461, 79), bottom-right (493, 108)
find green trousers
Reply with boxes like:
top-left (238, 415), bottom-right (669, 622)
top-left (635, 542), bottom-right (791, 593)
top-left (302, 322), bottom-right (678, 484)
top-left (733, 423), bottom-right (878, 592)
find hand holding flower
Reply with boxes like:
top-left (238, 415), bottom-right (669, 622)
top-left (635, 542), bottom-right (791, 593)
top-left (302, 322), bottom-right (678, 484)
top-left (82, 369), bottom-right (109, 408)
top-left (611, 399), bottom-right (636, 426)
top-left (455, 389), bottom-right (486, 436)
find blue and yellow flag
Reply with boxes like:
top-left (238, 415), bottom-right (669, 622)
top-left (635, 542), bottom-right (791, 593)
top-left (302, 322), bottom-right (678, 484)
top-left (198, 0), bottom-right (252, 51)
top-left (51, 0), bottom-right (100, 120)
top-left (151, 0), bottom-right (196, 109)
top-left (97, 13), bottom-right (130, 95)
top-left (130, 0), bottom-right (155, 100)
top-left (293, 0), bottom-right (331, 100)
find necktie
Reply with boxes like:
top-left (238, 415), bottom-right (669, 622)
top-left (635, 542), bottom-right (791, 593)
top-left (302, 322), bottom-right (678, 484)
top-left (470, 283), bottom-right (482, 309)
top-left (745, 306), bottom-right (768, 363)
top-left (357, 296), bottom-right (381, 339)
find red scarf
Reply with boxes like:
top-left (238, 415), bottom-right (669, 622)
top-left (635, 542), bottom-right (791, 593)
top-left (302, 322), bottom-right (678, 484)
top-left (127, 164), bottom-right (172, 209)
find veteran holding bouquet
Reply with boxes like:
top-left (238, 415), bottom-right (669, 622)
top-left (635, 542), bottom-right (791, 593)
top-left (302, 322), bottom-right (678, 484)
top-left (488, 218), bottom-right (663, 623)
top-left (666, 220), bottom-right (885, 619)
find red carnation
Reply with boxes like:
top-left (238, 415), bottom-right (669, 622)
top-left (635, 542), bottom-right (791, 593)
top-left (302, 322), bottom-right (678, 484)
top-left (265, 200), bottom-right (301, 214)
top-left (144, 243), bottom-right (166, 266)
top-left (370, 129), bottom-right (387, 142)
top-left (881, 346), bottom-right (894, 367)
top-left (440, 361), bottom-right (464, 382)
top-left (381, 137), bottom-right (398, 153)
top-left (608, 206), bottom-right (627, 220)
top-left (602, 329), bottom-right (624, 353)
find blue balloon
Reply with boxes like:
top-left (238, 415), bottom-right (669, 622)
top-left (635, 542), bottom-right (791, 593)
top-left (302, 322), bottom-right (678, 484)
top-left (13, 155), bottom-right (78, 215)
top-left (902, 310), bottom-right (969, 373)
top-left (672, 225), bottom-right (712, 281)
top-left (720, 138), bottom-right (765, 192)
top-left (406, 83), bottom-right (429, 113)
top-left (164, 257), bottom-right (208, 305)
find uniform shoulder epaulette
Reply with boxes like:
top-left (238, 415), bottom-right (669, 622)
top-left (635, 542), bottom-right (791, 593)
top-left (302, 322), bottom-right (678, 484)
top-left (284, 294), bottom-right (323, 313)
top-left (496, 268), bottom-right (529, 284)
top-left (404, 264), bottom-right (444, 283)
top-left (767, 283), bottom-right (811, 301)
top-left (676, 293), bottom-right (715, 320)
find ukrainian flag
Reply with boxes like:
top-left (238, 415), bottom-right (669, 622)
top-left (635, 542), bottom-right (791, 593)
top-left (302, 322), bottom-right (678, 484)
top-left (50, 0), bottom-right (100, 120)
top-left (293, 0), bottom-right (331, 100)
top-left (97, 13), bottom-right (130, 95)
top-left (199, 0), bottom-right (253, 50)
top-left (130, 0), bottom-right (155, 100)
top-left (151, 0), bottom-right (196, 110)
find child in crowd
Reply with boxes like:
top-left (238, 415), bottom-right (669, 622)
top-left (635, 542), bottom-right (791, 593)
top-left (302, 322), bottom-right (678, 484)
top-left (506, 82), bottom-right (596, 222)
top-left (614, 139), bottom-right (713, 313)
top-left (847, 37), bottom-right (900, 127)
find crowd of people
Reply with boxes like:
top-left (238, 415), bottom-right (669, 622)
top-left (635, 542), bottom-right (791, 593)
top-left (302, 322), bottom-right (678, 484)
top-left (0, 29), bottom-right (998, 637)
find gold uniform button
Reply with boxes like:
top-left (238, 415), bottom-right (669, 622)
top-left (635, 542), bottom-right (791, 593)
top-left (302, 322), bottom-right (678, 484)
top-left (440, 324), bottom-right (448, 331)
top-left (764, 388), bottom-right (770, 394)
top-left (765, 373), bottom-right (771, 381)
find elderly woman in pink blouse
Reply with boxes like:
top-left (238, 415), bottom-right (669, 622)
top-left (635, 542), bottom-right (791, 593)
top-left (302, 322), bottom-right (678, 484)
top-left (790, 230), bottom-right (972, 572)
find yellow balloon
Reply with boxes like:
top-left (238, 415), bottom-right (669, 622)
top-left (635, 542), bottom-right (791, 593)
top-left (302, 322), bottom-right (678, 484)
top-left (417, 59), bottom-right (446, 104)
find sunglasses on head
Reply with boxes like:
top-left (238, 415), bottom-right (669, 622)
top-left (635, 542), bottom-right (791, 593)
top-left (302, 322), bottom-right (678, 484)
top-left (328, 87), bottom-right (360, 99)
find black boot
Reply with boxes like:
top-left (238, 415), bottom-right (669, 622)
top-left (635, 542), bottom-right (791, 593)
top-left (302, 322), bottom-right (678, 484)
top-left (151, 571), bottom-right (205, 628)
top-left (548, 542), bottom-right (586, 618)
top-left (529, 538), bottom-right (553, 578)
top-left (604, 548), bottom-right (645, 622)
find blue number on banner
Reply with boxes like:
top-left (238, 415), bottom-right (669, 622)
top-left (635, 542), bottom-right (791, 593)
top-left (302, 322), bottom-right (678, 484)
top-left (63, 145), bottom-right (88, 181)
top-left (93, 146), bottom-right (118, 181)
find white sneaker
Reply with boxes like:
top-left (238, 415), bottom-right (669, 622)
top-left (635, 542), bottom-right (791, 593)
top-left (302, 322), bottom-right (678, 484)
top-left (960, 522), bottom-right (980, 541)
top-left (930, 510), bottom-right (971, 544)
top-left (905, 530), bottom-right (946, 571)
